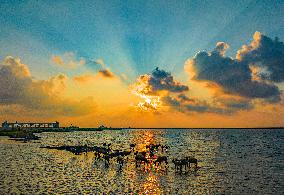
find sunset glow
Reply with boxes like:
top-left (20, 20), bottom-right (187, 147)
top-left (0, 1), bottom-right (283, 128)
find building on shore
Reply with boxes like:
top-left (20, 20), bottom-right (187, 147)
top-left (1, 121), bottom-right (60, 130)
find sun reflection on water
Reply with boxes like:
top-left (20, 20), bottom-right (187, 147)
top-left (142, 172), bottom-right (163, 194)
top-left (133, 130), bottom-right (156, 152)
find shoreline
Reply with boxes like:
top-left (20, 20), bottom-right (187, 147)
top-left (0, 127), bottom-right (283, 142)
top-left (1, 126), bottom-right (283, 133)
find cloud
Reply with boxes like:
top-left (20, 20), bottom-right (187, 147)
top-left (133, 67), bottom-right (189, 96)
top-left (131, 67), bottom-right (189, 112)
top-left (73, 74), bottom-right (95, 83)
top-left (73, 69), bottom-right (117, 83)
top-left (185, 32), bottom-right (282, 102)
top-left (52, 52), bottom-right (85, 69)
top-left (163, 94), bottom-right (252, 114)
top-left (0, 56), bottom-right (95, 116)
top-left (132, 67), bottom-right (253, 114)
top-left (75, 58), bottom-right (118, 81)
top-left (214, 42), bottom-right (230, 56)
top-left (249, 65), bottom-right (271, 82)
top-left (93, 59), bottom-right (106, 68)
top-left (138, 101), bottom-right (159, 111)
top-left (162, 95), bottom-right (218, 113)
top-left (52, 56), bottom-right (64, 66)
top-left (98, 69), bottom-right (115, 78)
top-left (132, 32), bottom-right (283, 115)
top-left (131, 66), bottom-right (256, 114)
top-left (236, 31), bottom-right (284, 83)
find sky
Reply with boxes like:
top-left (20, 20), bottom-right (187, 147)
top-left (0, 0), bottom-right (284, 127)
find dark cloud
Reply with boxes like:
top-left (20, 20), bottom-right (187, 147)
top-left (162, 95), bottom-right (216, 113)
top-left (212, 96), bottom-right (253, 113)
top-left (237, 32), bottom-right (284, 83)
top-left (87, 59), bottom-right (119, 79)
top-left (150, 67), bottom-right (189, 93)
top-left (98, 69), bottom-right (115, 78)
top-left (185, 104), bottom-right (212, 113)
top-left (133, 67), bottom-right (189, 96)
top-left (0, 56), bottom-right (96, 116)
top-left (133, 32), bottom-right (283, 114)
top-left (162, 96), bottom-right (181, 107)
top-left (163, 94), bottom-right (252, 114)
top-left (186, 32), bottom-right (282, 102)
top-left (133, 67), bottom-right (254, 114)
top-left (177, 94), bottom-right (195, 102)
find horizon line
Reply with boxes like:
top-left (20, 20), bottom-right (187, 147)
top-left (80, 127), bottom-right (284, 129)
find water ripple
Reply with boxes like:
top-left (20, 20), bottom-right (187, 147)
top-left (0, 129), bottom-right (283, 194)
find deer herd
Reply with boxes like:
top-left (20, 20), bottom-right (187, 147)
top-left (43, 142), bottom-right (199, 173)
top-left (94, 143), bottom-right (199, 173)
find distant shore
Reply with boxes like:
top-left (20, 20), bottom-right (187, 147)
top-left (123, 127), bottom-right (284, 129)
top-left (1, 126), bottom-right (284, 133)
top-left (0, 127), bottom-right (283, 142)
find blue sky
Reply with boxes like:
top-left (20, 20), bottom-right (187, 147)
top-left (0, 0), bottom-right (283, 80)
top-left (0, 0), bottom-right (284, 127)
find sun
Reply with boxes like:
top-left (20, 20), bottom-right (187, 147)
top-left (137, 94), bottom-right (162, 111)
top-left (131, 74), bottom-right (162, 111)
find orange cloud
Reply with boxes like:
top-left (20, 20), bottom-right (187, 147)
top-left (51, 52), bottom-right (85, 69)
top-left (73, 74), bottom-right (95, 83)
top-left (236, 31), bottom-right (262, 60)
top-left (73, 69), bottom-right (117, 83)
top-left (0, 56), bottom-right (96, 117)
top-left (51, 56), bottom-right (64, 66)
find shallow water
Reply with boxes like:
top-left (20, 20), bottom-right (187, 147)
top-left (0, 129), bottom-right (283, 194)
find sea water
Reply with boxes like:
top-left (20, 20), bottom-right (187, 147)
top-left (0, 129), bottom-right (283, 194)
